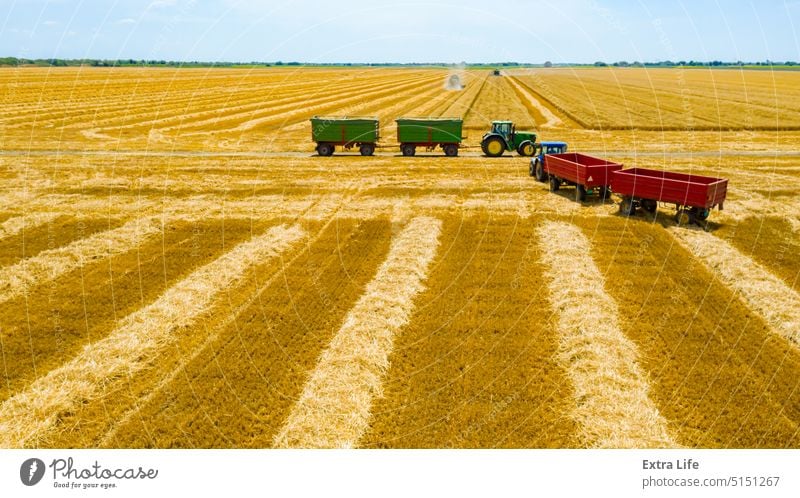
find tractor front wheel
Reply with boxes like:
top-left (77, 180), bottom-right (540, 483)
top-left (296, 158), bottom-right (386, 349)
top-left (534, 159), bottom-right (547, 182)
top-left (517, 141), bottom-right (535, 156)
top-left (482, 137), bottom-right (505, 157)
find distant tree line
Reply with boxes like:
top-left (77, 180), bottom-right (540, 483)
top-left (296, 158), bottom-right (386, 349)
top-left (0, 57), bottom-right (797, 68)
top-left (593, 60), bottom-right (797, 68)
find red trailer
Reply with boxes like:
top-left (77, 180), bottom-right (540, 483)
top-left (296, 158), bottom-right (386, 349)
top-left (544, 153), bottom-right (623, 201)
top-left (610, 167), bottom-right (728, 224)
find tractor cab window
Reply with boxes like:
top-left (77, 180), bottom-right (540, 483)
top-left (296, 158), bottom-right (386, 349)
top-left (493, 123), bottom-right (511, 135)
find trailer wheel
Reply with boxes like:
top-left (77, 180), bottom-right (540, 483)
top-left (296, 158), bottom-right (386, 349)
top-left (316, 143), bottom-right (334, 156)
top-left (482, 136), bottom-right (505, 157)
top-left (620, 197), bottom-right (636, 216)
top-left (534, 159), bottom-right (547, 182)
top-left (443, 144), bottom-right (458, 157)
top-left (359, 144), bottom-right (375, 156)
top-left (517, 141), bottom-right (535, 156)
top-left (549, 175), bottom-right (560, 192)
top-left (598, 186), bottom-right (610, 201)
top-left (401, 144), bottom-right (416, 157)
top-left (641, 199), bottom-right (657, 213)
top-left (691, 207), bottom-right (710, 221)
top-left (675, 209), bottom-right (693, 226)
top-left (576, 184), bottom-right (587, 202)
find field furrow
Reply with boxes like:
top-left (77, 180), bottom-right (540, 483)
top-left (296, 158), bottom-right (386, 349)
top-left (98, 218), bottom-right (393, 448)
top-left (0, 216), bottom-right (116, 269)
top-left (537, 221), bottom-right (677, 448)
top-left (362, 214), bottom-right (579, 448)
top-left (575, 218), bottom-right (800, 447)
top-left (0, 223), bottom-right (304, 448)
top-left (670, 227), bottom-right (800, 347)
top-left (713, 217), bottom-right (800, 292)
top-left (0, 220), bottom-right (268, 404)
top-left (465, 76), bottom-right (535, 130)
top-left (274, 216), bottom-right (442, 448)
top-left (0, 218), bottom-right (161, 304)
top-left (0, 213), bottom-right (60, 241)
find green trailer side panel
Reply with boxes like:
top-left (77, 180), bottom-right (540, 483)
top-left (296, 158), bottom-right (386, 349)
top-left (310, 117), bottom-right (379, 144)
top-left (396, 118), bottom-right (463, 144)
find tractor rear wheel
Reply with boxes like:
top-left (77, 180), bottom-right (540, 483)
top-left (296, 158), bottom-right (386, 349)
top-left (359, 144), bottom-right (375, 156)
top-left (576, 184), bottom-right (587, 202)
top-left (482, 136), bottom-right (505, 157)
top-left (443, 144), bottom-right (458, 157)
top-left (620, 197), bottom-right (636, 216)
top-left (549, 176), bottom-right (560, 192)
top-left (517, 141), bottom-right (535, 156)
top-left (316, 143), bottom-right (334, 156)
top-left (401, 144), bottom-right (416, 157)
top-left (534, 159), bottom-right (547, 182)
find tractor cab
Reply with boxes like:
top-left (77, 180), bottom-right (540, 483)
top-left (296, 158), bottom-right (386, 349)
top-left (530, 141), bottom-right (568, 181)
top-left (490, 121), bottom-right (514, 138)
top-left (534, 142), bottom-right (567, 159)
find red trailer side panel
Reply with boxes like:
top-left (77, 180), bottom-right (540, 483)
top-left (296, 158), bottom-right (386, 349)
top-left (543, 153), bottom-right (623, 188)
top-left (611, 168), bottom-right (728, 209)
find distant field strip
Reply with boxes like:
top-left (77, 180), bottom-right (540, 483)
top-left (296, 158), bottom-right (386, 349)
top-left (0, 213), bottom-right (59, 240)
top-left (671, 228), bottom-right (800, 347)
top-left (0, 218), bottom-right (160, 304)
top-left (0, 224), bottom-right (304, 448)
top-left (274, 216), bottom-right (442, 448)
top-left (505, 75), bottom-right (562, 128)
top-left (537, 221), bottom-right (678, 448)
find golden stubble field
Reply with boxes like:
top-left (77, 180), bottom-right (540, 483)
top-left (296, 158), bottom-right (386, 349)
top-left (0, 66), bottom-right (799, 449)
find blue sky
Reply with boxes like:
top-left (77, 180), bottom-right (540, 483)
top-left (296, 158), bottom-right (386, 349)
top-left (2, 0), bottom-right (800, 63)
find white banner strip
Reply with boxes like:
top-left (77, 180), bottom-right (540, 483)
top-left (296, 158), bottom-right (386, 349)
top-left (1, 450), bottom-right (798, 498)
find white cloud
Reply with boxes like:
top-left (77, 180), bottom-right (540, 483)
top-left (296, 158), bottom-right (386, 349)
top-left (116, 18), bottom-right (137, 25)
top-left (43, 20), bottom-right (58, 26)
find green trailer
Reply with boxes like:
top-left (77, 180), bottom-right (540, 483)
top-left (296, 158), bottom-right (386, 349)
top-left (396, 117), bottom-right (463, 156)
top-left (310, 116), bottom-right (379, 156)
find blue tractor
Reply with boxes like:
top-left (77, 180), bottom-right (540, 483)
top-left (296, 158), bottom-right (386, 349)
top-left (529, 141), bottom-right (568, 182)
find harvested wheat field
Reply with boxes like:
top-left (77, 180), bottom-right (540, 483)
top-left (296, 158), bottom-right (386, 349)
top-left (1, 66), bottom-right (799, 449)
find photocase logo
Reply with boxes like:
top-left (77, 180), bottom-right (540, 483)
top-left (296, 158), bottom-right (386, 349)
top-left (20, 458), bottom-right (45, 486)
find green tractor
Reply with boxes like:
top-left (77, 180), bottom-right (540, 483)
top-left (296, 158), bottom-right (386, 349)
top-left (480, 121), bottom-right (537, 157)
